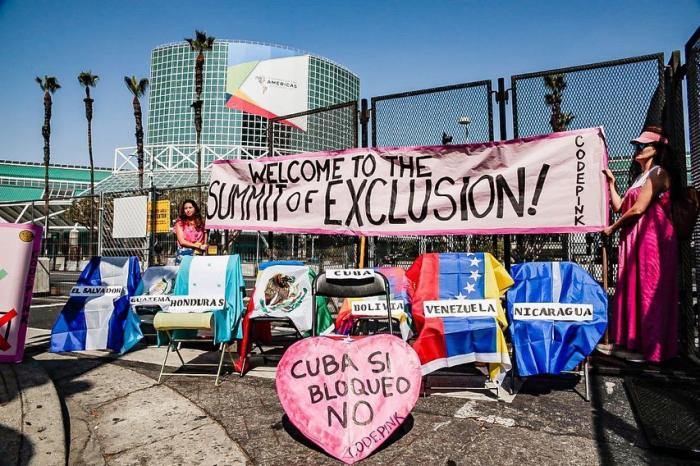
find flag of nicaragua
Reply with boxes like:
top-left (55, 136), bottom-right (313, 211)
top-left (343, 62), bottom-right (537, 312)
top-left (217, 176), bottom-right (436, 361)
top-left (408, 252), bottom-right (513, 383)
top-left (506, 261), bottom-right (608, 376)
top-left (51, 256), bottom-right (142, 354)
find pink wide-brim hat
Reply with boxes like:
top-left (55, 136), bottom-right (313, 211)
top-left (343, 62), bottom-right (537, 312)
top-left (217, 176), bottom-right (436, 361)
top-left (631, 131), bottom-right (668, 145)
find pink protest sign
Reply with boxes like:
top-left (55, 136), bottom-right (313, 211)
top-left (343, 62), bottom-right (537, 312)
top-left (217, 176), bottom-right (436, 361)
top-left (0, 224), bottom-right (42, 363)
top-left (207, 127), bottom-right (609, 236)
top-left (276, 335), bottom-right (422, 464)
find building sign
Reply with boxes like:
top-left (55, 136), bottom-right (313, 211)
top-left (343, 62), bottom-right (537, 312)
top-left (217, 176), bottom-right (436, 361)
top-left (225, 43), bottom-right (309, 131)
top-left (206, 127), bottom-right (609, 236)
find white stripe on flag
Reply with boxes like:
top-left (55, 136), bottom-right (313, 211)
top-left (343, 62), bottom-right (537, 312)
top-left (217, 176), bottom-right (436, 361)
top-left (551, 262), bottom-right (562, 302)
top-left (187, 256), bottom-right (228, 298)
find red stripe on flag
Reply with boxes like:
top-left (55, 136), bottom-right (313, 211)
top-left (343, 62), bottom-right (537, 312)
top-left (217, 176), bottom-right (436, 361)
top-left (0, 309), bottom-right (18, 351)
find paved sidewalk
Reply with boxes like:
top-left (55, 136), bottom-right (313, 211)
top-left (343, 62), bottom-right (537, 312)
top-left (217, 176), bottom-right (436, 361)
top-left (0, 358), bottom-right (66, 465)
top-left (35, 351), bottom-right (250, 465)
top-left (5, 327), bottom-right (700, 465)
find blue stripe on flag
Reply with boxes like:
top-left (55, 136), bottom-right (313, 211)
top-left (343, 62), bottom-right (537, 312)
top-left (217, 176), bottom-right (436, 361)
top-left (443, 317), bottom-right (498, 358)
top-left (50, 257), bottom-right (103, 352)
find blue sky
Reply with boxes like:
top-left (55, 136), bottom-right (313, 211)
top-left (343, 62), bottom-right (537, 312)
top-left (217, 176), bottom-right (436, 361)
top-left (0, 0), bottom-right (698, 168)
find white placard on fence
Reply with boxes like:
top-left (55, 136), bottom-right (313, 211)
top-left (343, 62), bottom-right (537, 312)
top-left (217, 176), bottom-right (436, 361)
top-left (112, 195), bottom-right (147, 238)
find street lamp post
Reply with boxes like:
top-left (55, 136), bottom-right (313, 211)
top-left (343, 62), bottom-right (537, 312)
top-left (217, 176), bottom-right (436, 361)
top-left (458, 116), bottom-right (471, 143)
top-left (457, 116), bottom-right (472, 252)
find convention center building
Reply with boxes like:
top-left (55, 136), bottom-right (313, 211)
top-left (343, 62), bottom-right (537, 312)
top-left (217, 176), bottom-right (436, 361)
top-left (102, 39), bottom-right (360, 192)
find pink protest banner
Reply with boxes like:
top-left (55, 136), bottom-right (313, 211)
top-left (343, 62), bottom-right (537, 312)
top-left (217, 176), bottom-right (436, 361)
top-left (0, 224), bottom-right (42, 363)
top-left (276, 335), bottom-right (422, 464)
top-left (207, 127), bottom-right (609, 236)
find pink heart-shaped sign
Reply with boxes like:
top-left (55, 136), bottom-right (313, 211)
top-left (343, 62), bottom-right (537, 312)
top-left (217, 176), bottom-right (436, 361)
top-left (276, 335), bottom-right (422, 464)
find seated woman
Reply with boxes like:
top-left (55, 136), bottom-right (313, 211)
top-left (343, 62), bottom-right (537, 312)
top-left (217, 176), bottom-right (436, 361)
top-left (174, 199), bottom-right (208, 265)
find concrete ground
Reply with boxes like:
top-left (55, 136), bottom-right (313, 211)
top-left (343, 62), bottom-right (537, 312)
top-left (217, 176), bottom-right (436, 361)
top-left (3, 324), bottom-right (700, 466)
top-left (6, 295), bottom-right (700, 465)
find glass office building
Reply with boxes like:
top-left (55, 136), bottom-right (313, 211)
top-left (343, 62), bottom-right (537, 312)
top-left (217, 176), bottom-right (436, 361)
top-left (147, 40), bottom-right (359, 161)
top-left (104, 40), bottom-right (360, 192)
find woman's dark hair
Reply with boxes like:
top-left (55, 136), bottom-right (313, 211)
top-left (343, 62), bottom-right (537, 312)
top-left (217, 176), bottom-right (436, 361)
top-left (626, 126), bottom-right (683, 202)
top-left (178, 199), bottom-right (204, 229)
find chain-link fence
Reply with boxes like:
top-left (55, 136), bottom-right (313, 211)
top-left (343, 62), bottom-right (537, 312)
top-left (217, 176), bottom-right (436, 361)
top-left (264, 101), bottom-right (360, 271)
top-left (14, 47), bottom-right (700, 358)
top-left (0, 195), bottom-right (100, 272)
top-left (686, 27), bottom-right (700, 356)
top-left (369, 81), bottom-right (497, 266)
top-left (510, 54), bottom-right (665, 286)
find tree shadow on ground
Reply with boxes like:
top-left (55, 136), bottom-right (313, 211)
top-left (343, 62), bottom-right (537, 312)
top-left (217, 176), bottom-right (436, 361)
top-left (0, 418), bottom-right (35, 464)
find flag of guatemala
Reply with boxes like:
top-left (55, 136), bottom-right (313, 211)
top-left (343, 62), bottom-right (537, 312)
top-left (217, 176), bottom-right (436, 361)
top-left (408, 252), bottom-right (513, 383)
top-left (506, 261), bottom-right (608, 376)
top-left (51, 256), bottom-right (142, 354)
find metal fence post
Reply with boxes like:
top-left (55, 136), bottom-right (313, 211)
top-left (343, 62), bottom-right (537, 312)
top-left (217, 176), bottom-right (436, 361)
top-left (149, 184), bottom-right (157, 267)
top-left (496, 77), bottom-right (512, 270)
top-left (358, 98), bottom-right (370, 267)
top-left (666, 50), bottom-right (694, 357)
top-left (97, 193), bottom-right (104, 256)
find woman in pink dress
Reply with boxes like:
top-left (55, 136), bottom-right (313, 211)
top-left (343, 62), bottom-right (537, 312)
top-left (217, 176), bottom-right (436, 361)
top-left (603, 126), bottom-right (681, 363)
top-left (174, 199), bottom-right (208, 265)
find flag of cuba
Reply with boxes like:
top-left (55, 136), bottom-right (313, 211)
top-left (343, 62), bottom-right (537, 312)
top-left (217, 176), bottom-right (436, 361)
top-left (408, 252), bottom-right (513, 383)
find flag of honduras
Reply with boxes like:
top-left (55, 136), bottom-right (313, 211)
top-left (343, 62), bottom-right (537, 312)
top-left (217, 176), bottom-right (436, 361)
top-left (51, 256), bottom-right (142, 354)
top-left (165, 255), bottom-right (245, 344)
top-left (408, 252), bottom-right (513, 383)
top-left (506, 261), bottom-right (607, 376)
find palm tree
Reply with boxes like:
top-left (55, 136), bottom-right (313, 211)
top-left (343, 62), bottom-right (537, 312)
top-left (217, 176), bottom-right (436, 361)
top-left (78, 71), bottom-right (99, 254)
top-left (36, 75), bottom-right (60, 248)
top-left (544, 74), bottom-right (575, 133)
top-left (124, 76), bottom-right (149, 189)
top-left (544, 74), bottom-right (576, 261)
top-left (185, 30), bottom-right (215, 186)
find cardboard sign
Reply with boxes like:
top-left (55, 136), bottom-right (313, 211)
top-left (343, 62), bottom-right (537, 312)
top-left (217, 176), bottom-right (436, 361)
top-left (351, 299), bottom-right (405, 317)
top-left (166, 296), bottom-right (225, 313)
top-left (326, 269), bottom-right (376, 281)
top-left (423, 299), bottom-right (498, 318)
top-left (276, 335), bottom-right (422, 464)
top-left (513, 303), bottom-right (594, 321)
top-left (129, 295), bottom-right (172, 306)
top-left (0, 224), bottom-right (42, 363)
top-left (70, 286), bottom-right (124, 297)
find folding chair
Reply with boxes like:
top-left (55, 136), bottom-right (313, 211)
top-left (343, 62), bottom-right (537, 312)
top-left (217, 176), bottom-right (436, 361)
top-left (334, 266), bottom-right (414, 341)
top-left (153, 255), bottom-right (245, 386)
top-left (312, 269), bottom-right (394, 337)
top-left (154, 311), bottom-right (236, 386)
